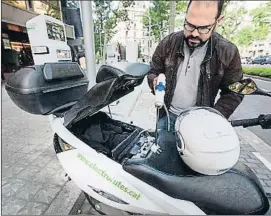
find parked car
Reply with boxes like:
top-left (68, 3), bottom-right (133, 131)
top-left (241, 57), bottom-right (248, 64)
top-left (264, 55), bottom-right (271, 65)
top-left (241, 57), bottom-right (252, 64)
top-left (251, 56), bottom-right (267, 65)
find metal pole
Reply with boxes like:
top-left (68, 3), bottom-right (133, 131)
top-left (99, 31), bottom-right (102, 63)
top-left (58, 0), bottom-right (63, 22)
top-left (169, 1), bottom-right (176, 33)
top-left (148, 7), bottom-right (151, 62)
top-left (81, 1), bottom-right (96, 89)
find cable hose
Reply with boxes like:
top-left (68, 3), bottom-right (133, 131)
top-left (163, 104), bottom-right (171, 132)
top-left (155, 108), bottom-right (159, 145)
top-left (155, 105), bottom-right (171, 145)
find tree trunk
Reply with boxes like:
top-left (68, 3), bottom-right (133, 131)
top-left (103, 32), bottom-right (108, 64)
top-left (100, 31), bottom-right (103, 63)
top-left (169, 1), bottom-right (176, 33)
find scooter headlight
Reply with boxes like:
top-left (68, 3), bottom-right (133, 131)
top-left (58, 137), bottom-right (75, 151)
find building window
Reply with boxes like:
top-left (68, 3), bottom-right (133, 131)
top-left (134, 23), bottom-right (136, 29)
top-left (134, 31), bottom-right (136, 38)
top-left (142, 39), bottom-right (144, 45)
top-left (2, 35), bottom-right (12, 49)
top-left (126, 31), bottom-right (128, 37)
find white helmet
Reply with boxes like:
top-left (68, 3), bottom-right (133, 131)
top-left (175, 107), bottom-right (240, 176)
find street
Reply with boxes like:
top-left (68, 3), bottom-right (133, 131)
top-left (231, 78), bottom-right (271, 146)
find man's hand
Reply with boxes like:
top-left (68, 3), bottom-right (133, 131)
top-left (153, 77), bottom-right (158, 90)
top-left (147, 34), bottom-right (169, 94)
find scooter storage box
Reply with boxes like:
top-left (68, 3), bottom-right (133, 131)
top-left (5, 62), bottom-right (89, 115)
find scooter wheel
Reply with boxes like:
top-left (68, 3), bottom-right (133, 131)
top-left (84, 192), bottom-right (106, 215)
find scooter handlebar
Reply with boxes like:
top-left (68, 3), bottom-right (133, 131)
top-left (231, 114), bottom-right (271, 129)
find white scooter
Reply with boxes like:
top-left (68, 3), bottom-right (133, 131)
top-left (5, 62), bottom-right (271, 215)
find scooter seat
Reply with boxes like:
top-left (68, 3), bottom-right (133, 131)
top-left (96, 62), bottom-right (150, 83)
top-left (123, 130), bottom-right (269, 215)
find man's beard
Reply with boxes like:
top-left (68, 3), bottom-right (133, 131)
top-left (185, 35), bottom-right (207, 48)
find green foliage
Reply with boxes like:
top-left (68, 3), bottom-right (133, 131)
top-left (218, 2), bottom-right (271, 47)
top-left (242, 67), bottom-right (271, 78)
top-left (141, 1), bottom-right (189, 42)
top-left (142, 1), bottom-right (170, 42)
top-left (217, 3), bottom-right (248, 42)
top-left (45, 4), bottom-right (61, 20)
top-left (234, 26), bottom-right (254, 46)
top-left (174, 1), bottom-right (188, 30)
top-left (93, 0), bottom-right (134, 58)
top-left (176, 0), bottom-right (188, 14)
top-left (250, 3), bottom-right (271, 27)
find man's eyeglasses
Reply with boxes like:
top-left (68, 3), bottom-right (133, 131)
top-left (184, 19), bottom-right (217, 34)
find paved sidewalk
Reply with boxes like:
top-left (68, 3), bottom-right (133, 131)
top-left (73, 80), bottom-right (271, 215)
top-left (1, 84), bottom-right (81, 215)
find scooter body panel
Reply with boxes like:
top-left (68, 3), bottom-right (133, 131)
top-left (51, 116), bottom-right (205, 215)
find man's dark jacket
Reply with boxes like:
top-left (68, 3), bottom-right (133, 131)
top-left (147, 30), bottom-right (244, 119)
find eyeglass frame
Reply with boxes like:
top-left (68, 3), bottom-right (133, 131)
top-left (184, 19), bottom-right (217, 34)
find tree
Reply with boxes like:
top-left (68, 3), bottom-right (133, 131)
top-left (234, 26), bottom-right (254, 46)
top-left (43, 3), bottom-right (61, 20)
top-left (249, 1), bottom-right (271, 41)
top-left (93, 0), bottom-right (134, 63)
top-left (142, 1), bottom-right (170, 42)
top-left (176, 0), bottom-right (188, 14)
top-left (141, 1), bottom-right (189, 41)
top-left (217, 2), bottom-right (248, 42)
top-left (250, 2), bottom-right (271, 27)
top-left (228, 2), bottom-right (271, 47)
top-left (174, 1), bottom-right (188, 30)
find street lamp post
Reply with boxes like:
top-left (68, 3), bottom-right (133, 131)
top-left (80, 1), bottom-right (96, 89)
top-left (148, 7), bottom-right (151, 62)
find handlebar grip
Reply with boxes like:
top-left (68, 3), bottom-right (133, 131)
top-left (259, 114), bottom-right (271, 129)
top-left (231, 118), bottom-right (259, 127)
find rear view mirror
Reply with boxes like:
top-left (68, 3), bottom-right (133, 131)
top-left (229, 78), bottom-right (271, 97)
top-left (229, 78), bottom-right (257, 95)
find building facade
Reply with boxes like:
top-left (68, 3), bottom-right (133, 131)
top-left (1, 0), bottom-right (76, 76)
top-left (109, 1), bottom-right (158, 61)
top-left (239, 34), bottom-right (271, 58)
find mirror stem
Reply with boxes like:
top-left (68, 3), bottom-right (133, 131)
top-left (257, 89), bottom-right (271, 97)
